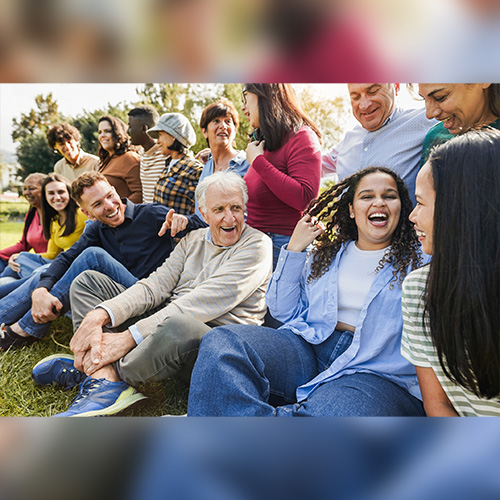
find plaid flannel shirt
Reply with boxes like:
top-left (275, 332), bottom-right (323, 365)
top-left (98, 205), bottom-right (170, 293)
top-left (153, 154), bottom-right (203, 215)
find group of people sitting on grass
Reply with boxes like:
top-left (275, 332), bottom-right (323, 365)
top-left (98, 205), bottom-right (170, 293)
top-left (1, 83), bottom-right (499, 417)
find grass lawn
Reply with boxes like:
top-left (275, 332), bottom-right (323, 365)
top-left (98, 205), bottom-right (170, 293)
top-left (0, 221), bottom-right (188, 417)
top-left (0, 221), bottom-right (26, 249)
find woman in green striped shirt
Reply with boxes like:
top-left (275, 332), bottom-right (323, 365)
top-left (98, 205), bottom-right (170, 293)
top-left (401, 128), bottom-right (500, 416)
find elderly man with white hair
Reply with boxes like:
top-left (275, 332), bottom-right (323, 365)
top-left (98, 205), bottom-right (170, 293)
top-left (32, 171), bottom-right (273, 417)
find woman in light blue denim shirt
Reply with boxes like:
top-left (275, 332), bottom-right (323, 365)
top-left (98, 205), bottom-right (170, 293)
top-left (188, 167), bottom-right (428, 416)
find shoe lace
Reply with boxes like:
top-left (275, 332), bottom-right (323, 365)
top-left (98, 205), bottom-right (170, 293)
top-left (58, 366), bottom-right (85, 390)
top-left (69, 377), bottom-right (104, 405)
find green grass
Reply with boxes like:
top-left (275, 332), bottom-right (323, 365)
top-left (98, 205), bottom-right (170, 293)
top-left (0, 221), bottom-right (188, 417)
top-left (0, 220), bottom-right (25, 248)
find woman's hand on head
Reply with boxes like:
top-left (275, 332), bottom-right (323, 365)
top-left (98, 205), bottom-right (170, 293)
top-left (287, 214), bottom-right (325, 253)
top-left (246, 140), bottom-right (265, 165)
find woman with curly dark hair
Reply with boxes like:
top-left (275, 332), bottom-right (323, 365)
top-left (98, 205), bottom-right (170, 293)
top-left (97, 115), bottom-right (142, 203)
top-left (188, 167), bottom-right (427, 416)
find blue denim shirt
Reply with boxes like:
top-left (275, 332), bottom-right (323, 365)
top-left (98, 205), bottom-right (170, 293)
top-left (267, 243), bottom-right (427, 402)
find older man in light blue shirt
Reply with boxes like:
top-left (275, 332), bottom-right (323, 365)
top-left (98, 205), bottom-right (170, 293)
top-left (323, 84), bottom-right (436, 205)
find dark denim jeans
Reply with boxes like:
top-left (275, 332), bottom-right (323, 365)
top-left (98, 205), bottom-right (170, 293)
top-left (0, 247), bottom-right (138, 339)
top-left (188, 324), bottom-right (425, 417)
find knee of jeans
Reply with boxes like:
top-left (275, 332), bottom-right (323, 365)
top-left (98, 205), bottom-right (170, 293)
top-left (78, 246), bottom-right (109, 265)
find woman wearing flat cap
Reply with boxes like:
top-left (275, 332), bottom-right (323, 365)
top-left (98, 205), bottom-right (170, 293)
top-left (149, 112), bottom-right (203, 216)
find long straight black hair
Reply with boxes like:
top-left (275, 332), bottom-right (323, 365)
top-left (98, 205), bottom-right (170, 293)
top-left (424, 128), bottom-right (500, 399)
top-left (243, 84), bottom-right (321, 152)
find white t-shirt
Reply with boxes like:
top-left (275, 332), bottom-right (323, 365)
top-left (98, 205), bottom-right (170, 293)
top-left (337, 241), bottom-right (390, 328)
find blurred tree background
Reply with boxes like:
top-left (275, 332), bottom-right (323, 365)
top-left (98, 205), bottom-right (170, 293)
top-left (11, 84), bottom-right (347, 180)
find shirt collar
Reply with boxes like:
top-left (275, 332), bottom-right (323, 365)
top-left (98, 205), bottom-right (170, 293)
top-left (123, 198), bottom-right (135, 220)
top-left (207, 149), bottom-right (247, 167)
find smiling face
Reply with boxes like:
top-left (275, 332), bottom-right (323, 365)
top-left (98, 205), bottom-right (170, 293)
top-left (54, 139), bottom-right (80, 164)
top-left (22, 176), bottom-right (44, 208)
top-left (157, 130), bottom-right (176, 156)
top-left (98, 120), bottom-right (116, 154)
top-left (241, 91), bottom-right (260, 129)
top-left (418, 84), bottom-right (496, 135)
top-left (202, 113), bottom-right (236, 150)
top-left (45, 181), bottom-right (70, 214)
top-left (199, 184), bottom-right (245, 247)
top-left (349, 172), bottom-right (402, 251)
top-left (78, 180), bottom-right (126, 228)
top-left (409, 162), bottom-right (435, 255)
top-left (348, 84), bottom-right (396, 132)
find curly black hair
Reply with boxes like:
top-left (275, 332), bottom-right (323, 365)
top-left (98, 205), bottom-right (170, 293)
top-left (306, 166), bottom-right (421, 286)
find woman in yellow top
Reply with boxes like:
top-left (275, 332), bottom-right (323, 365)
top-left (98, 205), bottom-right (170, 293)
top-left (0, 173), bottom-right (87, 298)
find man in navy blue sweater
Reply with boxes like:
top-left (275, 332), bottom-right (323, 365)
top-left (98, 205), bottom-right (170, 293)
top-left (0, 171), bottom-right (204, 350)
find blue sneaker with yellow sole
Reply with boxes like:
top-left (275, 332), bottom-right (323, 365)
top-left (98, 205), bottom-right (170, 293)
top-left (54, 377), bottom-right (147, 417)
top-left (32, 354), bottom-right (86, 389)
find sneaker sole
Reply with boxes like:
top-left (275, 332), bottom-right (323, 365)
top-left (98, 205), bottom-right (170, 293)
top-left (33, 353), bottom-right (75, 371)
top-left (68, 388), bottom-right (148, 417)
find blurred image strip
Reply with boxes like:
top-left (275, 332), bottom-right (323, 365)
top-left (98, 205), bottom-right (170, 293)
top-left (1, 418), bottom-right (500, 500)
top-left (2, 0), bottom-right (500, 82)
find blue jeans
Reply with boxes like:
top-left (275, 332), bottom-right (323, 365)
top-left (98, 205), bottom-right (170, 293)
top-left (265, 232), bottom-right (291, 271)
top-left (187, 325), bottom-right (425, 417)
top-left (0, 247), bottom-right (138, 339)
top-left (0, 253), bottom-right (52, 299)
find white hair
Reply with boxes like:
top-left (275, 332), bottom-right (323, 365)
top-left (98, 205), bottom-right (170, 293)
top-left (196, 171), bottom-right (248, 212)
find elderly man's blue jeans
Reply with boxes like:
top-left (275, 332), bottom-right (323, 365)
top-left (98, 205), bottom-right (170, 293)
top-left (187, 325), bottom-right (425, 417)
top-left (0, 247), bottom-right (138, 339)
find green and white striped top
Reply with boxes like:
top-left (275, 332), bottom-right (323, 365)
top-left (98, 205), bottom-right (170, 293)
top-left (401, 265), bottom-right (500, 417)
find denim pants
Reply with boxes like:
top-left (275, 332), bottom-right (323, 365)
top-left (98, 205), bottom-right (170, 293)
top-left (187, 324), bottom-right (425, 417)
top-left (0, 247), bottom-right (138, 339)
top-left (70, 270), bottom-right (211, 385)
top-left (0, 253), bottom-right (51, 299)
top-left (265, 232), bottom-right (291, 271)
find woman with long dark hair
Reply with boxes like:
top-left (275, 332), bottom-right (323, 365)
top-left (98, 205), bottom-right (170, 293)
top-left (402, 128), bottom-right (500, 416)
top-left (188, 167), bottom-right (427, 416)
top-left (97, 115), bottom-right (142, 203)
top-left (0, 173), bottom-right (87, 299)
top-left (242, 83), bottom-right (322, 269)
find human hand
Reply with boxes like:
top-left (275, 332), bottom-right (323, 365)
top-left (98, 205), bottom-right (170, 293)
top-left (287, 214), bottom-right (325, 253)
top-left (195, 148), bottom-right (211, 164)
top-left (7, 253), bottom-right (20, 273)
top-left (70, 308), bottom-right (110, 372)
top-left (246, 140), bottom-right (265, 165)
top-left (31, 288), bottom-right (63, 323)
top-left (158, 209), bottom-right (188, 237)
top-left (82, 330), bottom-right (136, 376)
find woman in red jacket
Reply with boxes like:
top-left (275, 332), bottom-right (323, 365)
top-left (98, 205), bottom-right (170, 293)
top-left (242, 84), bottom-right (322, 270)
top-left (0, 173), bottom-right (48, 279)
